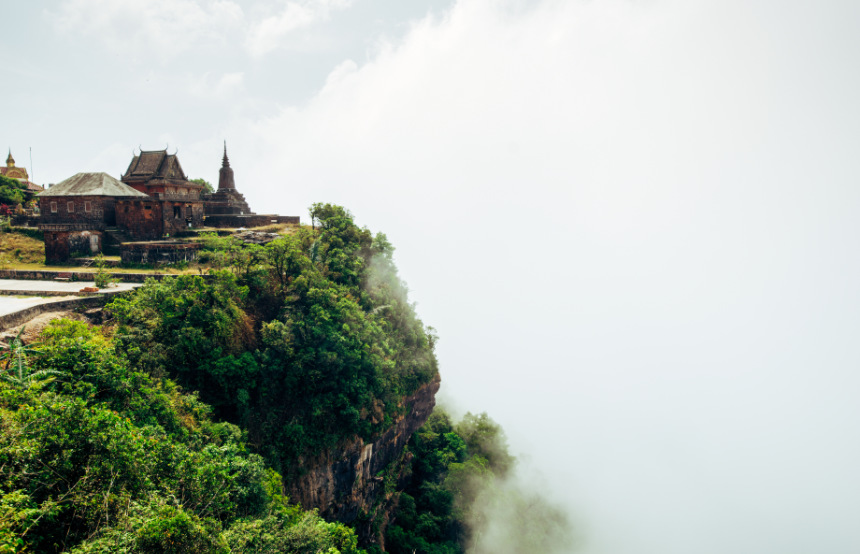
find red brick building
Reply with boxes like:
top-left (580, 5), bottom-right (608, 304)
top-left (37, 172), bottom-right (149, 262)
top-left (119, 149), bottom-right (205, 239)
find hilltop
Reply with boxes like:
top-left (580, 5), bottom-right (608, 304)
top-left (0, 204), bottom-right (571, 553)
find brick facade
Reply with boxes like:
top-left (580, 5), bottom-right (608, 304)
top-left (115, 199), bottom-right (163, 240)
top-left (39, 195), bottom-right (115, 228)
top-left (120, 150), bottom-right (205, 239)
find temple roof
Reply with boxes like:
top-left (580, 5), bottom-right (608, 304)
top-left (39, 173), bottom-right (150, 198)
top-left (122, 149), bottom-right (188, 182)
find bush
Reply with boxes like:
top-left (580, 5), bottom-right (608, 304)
top-left (93, 254), bottom-right (119, 288)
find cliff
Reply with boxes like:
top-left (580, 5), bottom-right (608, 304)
top-left (289, 375), bottom-right (441, 526)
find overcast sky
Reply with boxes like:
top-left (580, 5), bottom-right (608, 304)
top-left (5, 1), bottom-right (860, 553)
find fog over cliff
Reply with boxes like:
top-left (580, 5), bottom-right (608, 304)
top-left (245, 2), bottom-right (860, 552)
top-left (6, 0), bottom-right (860, 552)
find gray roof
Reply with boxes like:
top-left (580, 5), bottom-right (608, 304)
top-left (38, 172), bottom-right (150, 198)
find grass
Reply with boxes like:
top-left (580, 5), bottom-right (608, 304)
top-left (0, 225), bottom-right (299, 275)
top-left (248, 223), bottom-right (298, 234)
top-left (0, 232), bottom-right (45, 265)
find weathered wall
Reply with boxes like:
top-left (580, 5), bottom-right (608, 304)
top-left (116, 200), bottom-right (163, 240)
top-left (43, 230), bottom-right (103, 262)
top-left (203, 214), bottom-right (300, 228)
top-left (38, 196), bottom-right (111, 227)
top-left (289, 376), bottom-right (440, 526)
top-left (162, 201), bottom-right (205, 236)
top-left (120, 242), bottom-right (201, 264)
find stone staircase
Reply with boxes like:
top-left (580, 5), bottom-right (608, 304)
top-left (103, 227), bottom-right (132, 255)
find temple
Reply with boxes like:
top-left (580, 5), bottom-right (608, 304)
top-left (37, 172), bottom-right (149, 262)
top-left (36, 143), bottom-right (299, 261)
top-left (119, 149), bottom-right (206, 238)
top-left (2, 150), bottom-right (43, 193)
top-left (201, 143), bottom-right (253, 216)
top-left (200, 142), bottom-right (297, 228)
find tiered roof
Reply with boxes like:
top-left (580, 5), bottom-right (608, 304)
top-left (122, 149), bottom-right (188, 183)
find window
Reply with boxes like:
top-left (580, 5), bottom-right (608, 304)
top-left (67, 201), bottom-right (74, 213)
top-left (186, 206), bottom-right (192, 218)
top-left (84, 201), bottom-right (91, 213)
top-left (124, 206), bottom-right (129, 213)
top-left (174, 206), bottom-right (181, 218)
top-left (50, 202), bottom-right (57, 213)
top-left (145, 205), bottom-right (152, 210)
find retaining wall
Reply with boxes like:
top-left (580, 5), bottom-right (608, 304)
top-left (0, 295), bottom-right (112, 331)
top-left (0, 270), bottom-right (198, 283)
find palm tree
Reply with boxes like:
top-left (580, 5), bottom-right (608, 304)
top-left (0, 327), bottom-right (62, 388)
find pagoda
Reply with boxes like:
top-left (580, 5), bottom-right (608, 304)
top-left (201, 142), bottom-right (253, 216)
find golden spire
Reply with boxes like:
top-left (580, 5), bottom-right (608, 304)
top-left (5, 149), bottom-right (14, 168)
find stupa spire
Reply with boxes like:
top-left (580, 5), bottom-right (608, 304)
top-left (6, 149), bottom-right (14, 168)
top-left (218, 141), bottom-right (236, 191)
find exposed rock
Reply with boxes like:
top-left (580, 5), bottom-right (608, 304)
top-left (233, 230), bottom-right (282, 245)
top-left (289, 375), bottom-right (441, 536)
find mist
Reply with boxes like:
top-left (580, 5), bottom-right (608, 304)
top-left (237, 1), bottom-right (860, 552)
top-left (7, 0), bottom-right (860, 551)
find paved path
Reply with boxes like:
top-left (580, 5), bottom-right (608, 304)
top-left (0, 279), bottom-right (142, 317)
top-left (0, 279), bottom-right (141, 295)
top-left (0, 296), bottom-right (77, 317)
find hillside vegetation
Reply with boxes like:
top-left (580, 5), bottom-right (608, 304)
top-left (0, 204), bottom-right (570, 553)
top-left (107, 204), bottom-right (438, 472)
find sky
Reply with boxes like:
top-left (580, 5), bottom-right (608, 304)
top-left (5, 1), bottom-right (860, 553)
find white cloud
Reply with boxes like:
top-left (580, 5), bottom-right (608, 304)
top-left (245, 0), bottom-right (354, 56)
top-left (185, 71), bottom-right (246, 99)
top-left (230, 1), bottom-right (860, 553)
top-left (49, 0), bottom-right (244, 56)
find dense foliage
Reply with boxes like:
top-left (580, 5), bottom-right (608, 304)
top-left (108, 204), bottom-right (438, 472)
top-left (382, 411), bottom-right (510, 554)
top-left (0, 320), bottom-right (364, 553)
top-left (0, 175), bottom-right (26, 207)
top-left (383, 411), bottom-right (572, 554)
top-left (0, 204), bottom-right (571, 552)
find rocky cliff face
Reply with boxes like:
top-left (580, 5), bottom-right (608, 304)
top-left (289, 375), bottom-right (440, 527)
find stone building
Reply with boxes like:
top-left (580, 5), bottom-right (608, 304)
top-left (35, 144), bottom-right (299, 261)
top-left (37, 172), bottom-right (149, 262)
top-left (202, 143), bottom-right (253, 216)
top-left (201, 143), bottom-right (299, 228)
top-left (119, 149), bottom-right (205, 239)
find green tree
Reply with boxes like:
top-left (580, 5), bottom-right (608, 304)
top-left (0, 175), bottom-right (26, 206)
top-left (191, 178), bottom-right (215, 194)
